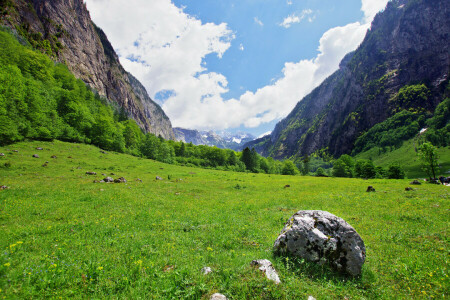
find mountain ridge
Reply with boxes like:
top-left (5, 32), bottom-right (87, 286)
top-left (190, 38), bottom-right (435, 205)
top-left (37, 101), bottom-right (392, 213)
top-left (244, 0), bottom-right (449, 159)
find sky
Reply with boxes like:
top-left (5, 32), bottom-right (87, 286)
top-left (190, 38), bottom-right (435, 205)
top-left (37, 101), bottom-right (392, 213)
top-left (84, 0), bottom-right (389, 137)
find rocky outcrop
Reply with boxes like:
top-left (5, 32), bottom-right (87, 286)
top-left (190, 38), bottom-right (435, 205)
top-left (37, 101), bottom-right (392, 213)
top-left (244, 0), bottom-right (449, 158)
top-left (274, 210), bottom-right (366, 276)
top-left (1, 0), bottom-right (174, 140)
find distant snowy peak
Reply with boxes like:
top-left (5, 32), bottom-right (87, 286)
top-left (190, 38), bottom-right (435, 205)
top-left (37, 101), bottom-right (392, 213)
top-left (174, 128), bottom-right (255, 151)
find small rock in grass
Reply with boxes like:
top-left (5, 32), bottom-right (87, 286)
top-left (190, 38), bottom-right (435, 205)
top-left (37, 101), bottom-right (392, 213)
top-left (210, 293), bottom-right (227, 300)
top-left (284, 185), bottom-right (290, 188)
top-left (366, 186), bottom-right (375, 192)
top-left (12, 150), bottom-right (18, 153)
top-left (156, 176), bottom-right (163, 181)
top-left (110, 173), bottom-right (115, 175)
top-left (0, 185), bottom-right (9, 190)
top-left (32, 154), bottom-right (39, 158)
top-left (93, 180), bottom-right (100, 183)
top-left (42, 163), bottom-right (48, 167)
top-left (76, 166), bottom-right (82, 169)
top-left (410, 180), bottom-right (422, 185)
top-left (103, 177), bottom-right (114, 183)
top-left (114, 177), bottom-right (127, 183)
top-left (136, 178), bottom-right (143, 182)
top-left (250, 259), bottom-right (281, 284)
top-left (51, 155), bottom-right (57, 159)
top-left (274, 210), bottom-right (366, 276)
top-left (68, 156), bottom-right (72, 159)
top-left (308, 296), bottom-right (316, 300)
top-left (201, 267), bottom-right (212, 275)
top-left (405, 187), bottom-right (414, 191)
top-left (0, 153), bottom-right (4, 156)
top-left (86, 172), bottom-right (97, 175)
top-left (36, 147), bottom-right (43, 150)
top-left (100, 150), bottom-right (107, 154)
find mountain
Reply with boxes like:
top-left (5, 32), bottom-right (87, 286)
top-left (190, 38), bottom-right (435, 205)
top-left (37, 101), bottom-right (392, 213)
top-left (174, 128), bottom-right (255, 151)
top-left (0, 0), bottom-right (175, 140)
top-left (244, 0), bottom-right (449, 159)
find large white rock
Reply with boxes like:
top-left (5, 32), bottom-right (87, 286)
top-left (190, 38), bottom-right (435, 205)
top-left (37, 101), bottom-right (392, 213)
top-left (273, 210), bottom-right (365, 276)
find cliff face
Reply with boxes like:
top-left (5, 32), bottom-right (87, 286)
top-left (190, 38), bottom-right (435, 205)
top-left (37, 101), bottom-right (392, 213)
top-left (246, 0), bottom-right (449, 159)
top-left (1, 0), bottom-right (175, 140)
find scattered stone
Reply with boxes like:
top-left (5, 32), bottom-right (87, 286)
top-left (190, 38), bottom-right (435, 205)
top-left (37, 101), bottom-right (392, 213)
top-left (102, 173), bottom-right (106, 176)
top-left (99, 180), bottom-right (105, 183)
top-left (189, 172), bottom-right (196, 175)
top-left (366, 186), bottom-right (376, 192)
top-left (210, 293), bottom-right (227, 300)
top-left (36, 147), bottom-right (43, 150)
top-left (32, 154), bottom-right (39, 158)
top-left (76, 166), bottom-right (82, 169)
top-left (0, 185), bottom-right (9, 190)
top-left (163, 265), bottom-right (174, 272)
top-left (51, 155), bottom-right (57, 159)
top-left (136, 178), bottom-right (143, 182)
top-left (68, 156), bottom-right (72, 159)
top-left (0, 153), bottom-right (4, 156)
top-left (114, 177), bottom-right (127, 183)
top-left (201, 267), bottom-right (212, 275)
top-left (86, 172), bottom-right (97, 175)
top-left (42, 163), bottom-right (48, 167)
top-left (410, 180), bottom-right (422, 185)
top-left (250, 259), bottom-right (281, 284)
top-left (273, 210), bottom-right (366, 276)
top-left (12, 150), bottom-right (18, 153)
top-left (405, 187), bottom-right (414, 191)
top-left (175, 192), bottom-right (180, 195)
top-left (308, 296), bottom-right (316, 300)
top-left (100, 150), bottom-right (107, 154)
top-left (103, 177), bottom-right (114, 183)
top-left (156, 176), bottom-right (163, 181)
top-left (110, 173), bottom-right (115, 176)
top-left (284, 185), bottom-right (290, 188)
top-left (160, 168), bottom-right (164, 170)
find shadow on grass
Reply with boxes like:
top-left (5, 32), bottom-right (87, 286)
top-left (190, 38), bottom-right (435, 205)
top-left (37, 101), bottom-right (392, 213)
top-left (274, 254), bottom-right (379, 297)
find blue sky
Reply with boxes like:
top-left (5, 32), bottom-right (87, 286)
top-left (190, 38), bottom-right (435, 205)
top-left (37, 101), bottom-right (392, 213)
top-left (85, 0), bottom-right (388, 137)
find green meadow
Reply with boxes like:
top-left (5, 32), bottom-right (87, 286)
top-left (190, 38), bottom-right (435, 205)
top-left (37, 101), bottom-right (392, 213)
top-left (0, 141), bottom-right (448, 299)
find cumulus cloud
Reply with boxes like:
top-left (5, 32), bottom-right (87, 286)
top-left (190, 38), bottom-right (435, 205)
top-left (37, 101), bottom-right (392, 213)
top-left (85, 0), bottom-right (389, 131)
top-left (279, 9), bottom-right (313, 28)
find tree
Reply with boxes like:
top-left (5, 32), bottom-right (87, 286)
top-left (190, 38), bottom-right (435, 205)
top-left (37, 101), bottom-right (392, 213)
top-left (282, 160), bottom-right (297, 175)
top-left (418, 142), bottom-right (440, 180)
top-left (301, 155), bottom-right (310, 175)
top-left (316, 167), bottom-right (326, 177)
top-left (386, 164), bottom-right (405, 179)
top-left (332, 155), bottom-right (354, 178)
top-left (240, 147), bottom-right (259, 172)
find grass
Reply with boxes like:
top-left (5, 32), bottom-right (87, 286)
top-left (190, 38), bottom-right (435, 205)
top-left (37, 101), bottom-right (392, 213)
top-left (0, 140), bottom-right (448, 299)
top-left (355, 139), bottom-right (450, 179)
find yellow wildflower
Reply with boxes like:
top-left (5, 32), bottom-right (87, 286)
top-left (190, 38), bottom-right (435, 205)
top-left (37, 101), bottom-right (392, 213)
top-left (3, 263), bottom-right (10, 267)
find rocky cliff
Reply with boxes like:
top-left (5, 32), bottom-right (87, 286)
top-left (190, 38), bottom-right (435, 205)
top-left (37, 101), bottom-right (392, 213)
top-left (0, 0), bottom-right (175, 140)
top-left (245, 0), bottom-right (449, 159)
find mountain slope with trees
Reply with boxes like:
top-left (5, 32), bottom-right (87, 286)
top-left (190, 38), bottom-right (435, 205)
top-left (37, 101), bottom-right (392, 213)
top-left (244, 0), bottom-right (449, 159)
top-left (0, 0), bottom-right (175, 139)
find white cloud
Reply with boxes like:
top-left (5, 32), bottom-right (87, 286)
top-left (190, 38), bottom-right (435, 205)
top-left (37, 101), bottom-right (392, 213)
top-left (239, 43), bottom-right (244, 51)
top-left (280, 9), bottom-right (313, 28)
top-left (361, 0), bottom-right (389, 23)
top-left (254, 17), bottom-right (264, 26)
top-left (85, 0), bottom-right (390, 131)
top-left (287, 0), bottom-right (293, 5)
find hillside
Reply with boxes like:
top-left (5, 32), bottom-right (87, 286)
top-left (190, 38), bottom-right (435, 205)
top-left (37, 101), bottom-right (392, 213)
top-left (245, 0), bottom-right (449, 159)
top-left (0, 140), bottom-right (448, 298)
top-left (0, 0), bottom-right (174, 139)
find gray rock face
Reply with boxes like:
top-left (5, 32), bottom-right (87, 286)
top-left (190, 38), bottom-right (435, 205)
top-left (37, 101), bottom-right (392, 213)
top-left (250, 259), bottom-right (281, 284)
top-left (2, 0), bottom-right (174, 140)
top-left (274, 210), bottom-right (366, 276)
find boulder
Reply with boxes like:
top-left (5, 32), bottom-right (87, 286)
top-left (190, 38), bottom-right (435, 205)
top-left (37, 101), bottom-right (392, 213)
top-left (366, 186), bottom-right (375, 192)
top-left (250, 259), bottom-right (281, 284)
top-left (103, 177), bottom-right (114, 183)
top-left (273, 210), bottom-right (366, 276)
top-left (410, 180), bottom-right (422, 185)
top-left (114, 177), bottom-right (127, 183)
top-left (210, 293), bottom-right (227, 300)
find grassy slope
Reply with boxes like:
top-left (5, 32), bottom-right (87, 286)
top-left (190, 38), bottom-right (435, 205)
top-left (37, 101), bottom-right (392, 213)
top-left (355, 139), bottom-right (450, 179)
top-left (0, 141), bottom-right (448, 299)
